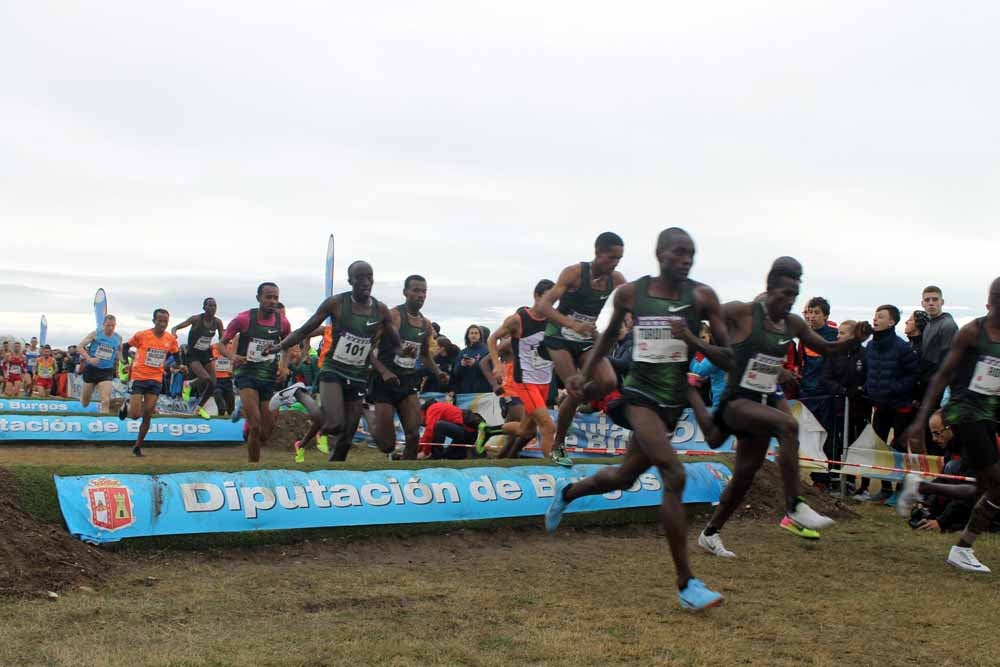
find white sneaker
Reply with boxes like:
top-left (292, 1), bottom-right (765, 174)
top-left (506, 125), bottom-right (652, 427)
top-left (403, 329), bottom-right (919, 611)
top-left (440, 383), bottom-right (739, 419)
top-left (787, 501), bottom-right (835, 531)
top-left (852, 490), bottom-right (871, 502)
top-left (896, 473), bottom-right (924, 518)
top-left (698, 530), bottom-right (736, 558)
top-left (947, 546), bottom-right (991, 573)
top-left (269, 383), bottom-right (306, 412)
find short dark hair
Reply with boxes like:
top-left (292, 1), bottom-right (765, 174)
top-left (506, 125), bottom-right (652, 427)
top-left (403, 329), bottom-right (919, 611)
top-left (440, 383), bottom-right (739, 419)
top-left (534, 279), bottom-right (555, 296)
top-left (256, 282), bottom-right (278, 297)
top-left (912, 310), bottom-right (930, 332)
top-left (595, 232), bottom-right (624, 251)
top-left (766, 257), bottom-right (802, 291)
top-left (923, 285), bottom-right (943, 298)
top-left (877, 304), bottom-right (901, 325)
top-left (655, 227), bottom-right (691, 251)
top-left (347, 260), bottom-right (371, 278)
top-left (153, 308), bottom-right (169, 320)
top-left (431, 321), bottom-right (441, 335)
top-left (404, 274), bottom-right (426, 290)
top-left (203, 297), bottom-right (215, 308)
top-left (806, 297), bottom-right (831, 317)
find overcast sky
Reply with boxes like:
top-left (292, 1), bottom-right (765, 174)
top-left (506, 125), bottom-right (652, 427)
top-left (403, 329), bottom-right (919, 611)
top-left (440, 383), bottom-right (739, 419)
top-left (2, 2), bottom-right (996, 347)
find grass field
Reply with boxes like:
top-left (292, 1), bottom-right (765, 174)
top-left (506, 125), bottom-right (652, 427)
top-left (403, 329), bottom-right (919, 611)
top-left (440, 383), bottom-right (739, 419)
top-left (2, 443), bottom-right (998, 666)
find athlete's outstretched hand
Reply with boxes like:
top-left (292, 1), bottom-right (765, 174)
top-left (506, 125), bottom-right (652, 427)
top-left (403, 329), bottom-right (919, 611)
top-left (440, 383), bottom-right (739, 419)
top-left (262, 342), bottom-right (282, 357)
top-left (381, 369), bottom-right (400, 386)
top-left (565, 373), bottom-right (587, 400)
top-left (901, 421), bottom-right (926, 454)
top-left (492, 364), bottom-right (505, 385)
top-left (276, 366), bottom-right (289, 383)
top-left (571, 321), bottom-right (598, 339)
top-left (667, 316), bottom-right (689, 338)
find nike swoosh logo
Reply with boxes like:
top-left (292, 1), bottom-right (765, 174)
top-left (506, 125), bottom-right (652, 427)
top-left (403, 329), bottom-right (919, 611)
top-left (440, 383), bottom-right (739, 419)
top-left (599, 295), bottom-right (609, 300)
top-left (668, 305), bottom-right (691, 313)
top-left (417, 332), bottom-right (426, 337)
top-left (779, 339), bottom-right (794, 345)
top-left (366, 320), bottom-right (379, 326)
top-left (266, 329), bottom-right (278, 334)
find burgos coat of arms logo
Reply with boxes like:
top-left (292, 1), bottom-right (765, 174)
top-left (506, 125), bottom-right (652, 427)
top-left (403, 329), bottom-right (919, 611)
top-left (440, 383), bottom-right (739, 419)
top-left (83, 478), bottom-right (135, 532)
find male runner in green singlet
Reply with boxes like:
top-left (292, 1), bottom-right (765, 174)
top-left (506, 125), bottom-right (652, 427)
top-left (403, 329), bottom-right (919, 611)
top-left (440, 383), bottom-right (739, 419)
top-left (172, 298), bottom-right (225, 419)
top-left (537, 232), bottom-right (626, 465)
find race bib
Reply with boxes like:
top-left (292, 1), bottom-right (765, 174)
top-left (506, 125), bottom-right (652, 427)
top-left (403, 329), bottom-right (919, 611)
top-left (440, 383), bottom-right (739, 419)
top-left (632, 317), bottom-right (688, 364)
top-left (393, 340), bottom-right (420, 369)
top-left (7, 365), bottom-right (21, 375)
top-left (246, 338), bottom-right (276, 363)
top-left (560, 311), bottom-right (597, 342)
top-left (144, 349), bottom-right (167, 369)
top-left (333, 333), bottom-right (372, 367)
top-left (969, 355), bottom-right (1000, 396)
top-left (215, 356), bottom-right (233, 373)
top-left (530, 344), bottom-right (553, 370)
top-left (739, 353), bottom-right (784, 393)
top-left (38, 365), bottom-right (53, 378)
top-left (194, 336), bottom-right (213, 351)
top-left (95, 344), bottom-right (115, 361)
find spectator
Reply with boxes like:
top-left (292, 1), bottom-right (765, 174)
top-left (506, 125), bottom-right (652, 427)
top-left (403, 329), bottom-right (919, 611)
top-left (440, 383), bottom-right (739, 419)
top-left (689, 321), bottom-right (727, 409)
top-left (798, 297), bottom-right (839, 473)
top-left (609, 312), bottom-right (634, 385)
top-left (904, 310), bottom-right (929, 356)
top-left (66, 345), bottom-right (81, 373)
top-left (287, 342), bottom-right (320, 390)
top-left (821, 320), bottom-right (869, 492)
top-left (858, 304), bottom-right (920, 503)
top-left (918, 286), bottom-right (958, 395)
top-left (908, 412), bottom-right (981, 533)
top-left (418, 398), bottom-right (486, 460)
top-left (422, 335), bottom-right (459, 393)
top-left (452, 325), bottom-right (492, 394)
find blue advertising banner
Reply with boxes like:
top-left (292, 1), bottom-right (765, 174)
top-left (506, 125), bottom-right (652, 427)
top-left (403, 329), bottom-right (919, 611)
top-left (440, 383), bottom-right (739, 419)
top-left (55, 462), bottom-right (732, 543)
top-left (0, 398), bottom-right (99, 414)
top-left (0, 415), bottom-right (243, 442)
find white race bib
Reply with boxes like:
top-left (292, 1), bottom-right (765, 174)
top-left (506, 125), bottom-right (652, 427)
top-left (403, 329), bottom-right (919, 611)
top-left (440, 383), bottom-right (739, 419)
top-left (530, 344), bottom-right (553, 370)
top-left (215, 357), bottom-right (232, 373)
top-left (8, 365), bottom-right (21, 375)
top-left (194, 336), bottom-right (213, 351)
top-left (969, 355), bottom-right (1000, 396)
top-left (739, 353), bottom-right (783, 393)
top-left (560, 311), bottom-right (597, 342)
top-left (333, 333), bottom-right (372, 367)
top-left (144, 349), bottom-right (167, 369)
top-left (95, 344), bottom-right (115, 361)
top-left (246, 338), bottom-right (276, 363)
top-left (393, 340), bottom-right (420, 369)
top-left (632, 317), bottom-right (688, 364)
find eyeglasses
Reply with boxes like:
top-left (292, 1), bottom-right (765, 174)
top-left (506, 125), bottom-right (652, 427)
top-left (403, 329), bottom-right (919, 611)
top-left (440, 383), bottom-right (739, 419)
top-left (930, 426), bottom-right (950, 437)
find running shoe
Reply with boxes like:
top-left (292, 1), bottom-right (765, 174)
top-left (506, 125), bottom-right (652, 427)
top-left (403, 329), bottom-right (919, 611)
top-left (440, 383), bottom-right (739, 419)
top-left (678, 578), bottom-right (724, 610)
top-left (293, 440), bottom-right (305, 464)
top-left (896, 473), bottom-right (923, 518)
top-left (132, 445), bottom-right (143, 457)
top-left (852, 490), bottom-right (871, 502)
top-left (947, 546), bottom-right (991, 573)
top-left (230, 398), bottom-right (242, 423)
top-left (196, 407), bottom-right (211, 420)
top-left (545, 480), bottom-right (571, 532)
top-left (787, 499), bottom-right (835, 530)
top-left (884, 491), bottom-right (900, 508)
top-left (550, 446), bottom-right (574, 467)
top-left (269, 382), bottom-right (306, 412)
top-left (118, 401), bottom-right (129, 421)
top-left (475, 422), bottom-right (489, 455)
top-left (698, 530), bottom-right (736, 558)
top-left (780, 515), bottom-right (821, 540)
top-left (316, 434), bottom-right (329, 454)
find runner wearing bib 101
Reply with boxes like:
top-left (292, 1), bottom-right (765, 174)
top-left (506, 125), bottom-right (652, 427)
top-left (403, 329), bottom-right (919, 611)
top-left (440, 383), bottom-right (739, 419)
top-left (537, 232), bottom-right (627, 466)
top-left (269, 261), bottom-right (401, 463)
top-left (371, 275), bottom-right (450, 460)
top-left (904, 280), bottom-right (1000, 574)
top-left (171, 298), bottom-right (225, 419)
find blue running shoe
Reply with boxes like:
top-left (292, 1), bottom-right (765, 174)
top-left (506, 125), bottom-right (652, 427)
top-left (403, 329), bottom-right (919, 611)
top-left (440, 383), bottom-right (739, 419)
top-left (231, 398), bottom-right (242, 423)
top-left (545, 480), bottom-right (571, 533)
top-left (678, 578), bottom-right (724, 611)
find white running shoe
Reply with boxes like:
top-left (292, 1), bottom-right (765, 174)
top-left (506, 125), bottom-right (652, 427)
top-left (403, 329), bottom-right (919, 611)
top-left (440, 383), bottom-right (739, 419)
top-left (269, 383), bottom-right (306, 412)
top-left (852, 490), bottom-right (871, 502)
top-left (947, 546), bottom-right (991, 573)
top-left (698, 530), bottom-right (736, 558)
top-left (787, 501), bottom-right (835, 531)
top-left (896, 473), bottom-right (924, 518)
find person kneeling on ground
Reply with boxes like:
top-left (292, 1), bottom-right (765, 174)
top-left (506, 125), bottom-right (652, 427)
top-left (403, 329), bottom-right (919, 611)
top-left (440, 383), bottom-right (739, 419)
top-left (418, 398), bottom-right (487, 460)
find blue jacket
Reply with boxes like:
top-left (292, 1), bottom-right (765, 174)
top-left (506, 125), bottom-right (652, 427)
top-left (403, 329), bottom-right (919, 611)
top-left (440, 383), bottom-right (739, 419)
top-left (690, 355), bottom-right (727, 408)
top-left (452, 343), bottom-right (492, 394)
top-left (864, 328), bottom-right (919, 409)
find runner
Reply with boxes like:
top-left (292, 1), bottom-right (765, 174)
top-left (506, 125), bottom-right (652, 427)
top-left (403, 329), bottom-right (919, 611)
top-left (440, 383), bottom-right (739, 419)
top-left (32, 346), bottom-right (57, 397)
top-left (696, 257), bottom-right (871, 556)
top-left (487, 279), bottom-right (560, 461)
top-left (171, 298), bottom-right (225, 419)
top-left (268, 260), bottom-right (399, 462)
top-left (23, 337), bottom-right (40, 396)
top-left (538, 232), bottom-right (626, 466)
top-left (903, 277), bottom-right (1000, 573)
top-left (78, 314), bottom-right (122, 414)
top-left (119, 309), bottom-right (183, 457)
top-left (370, 275), bottom-right (449, 460)
top-left (212, 340), bottom-right (236, 417)
top-left (3, 342), bottom-right (26, 398)
top-left (219, 283), bottom-right (291, 463)
top-left (545, 228), bottom-right (733, 610)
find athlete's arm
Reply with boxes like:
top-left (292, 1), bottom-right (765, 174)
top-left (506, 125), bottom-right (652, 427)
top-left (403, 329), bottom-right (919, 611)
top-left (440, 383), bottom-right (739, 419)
top-left (421, 319), bottom-right (448, 384)
top-left (689, 285), bottom-right (735, 371)
top-left (905, 322), bottom-right (979, 451)
top-left (214, 318), bottom-right (225, 341)
top-left (611, 270), bottom-right (628, 288)
top-left (78, 331), bottom-right (98, 365)
top-left (487, 313), bottom-right (521, 384)
top-left (537, 264), bottom-right (592, 336)
top-left (378, 302), bottom-right (402, 353)
top-left (572, 283), bottom-right (634, 398)
top-left (371, 308), bottom-right (400, 383)
top-left (790, 315), bottom-right (870, 356)
top-left (170, 315), bottom-right (197, 338)
top-left (277, 298), bottom-right (339, 352)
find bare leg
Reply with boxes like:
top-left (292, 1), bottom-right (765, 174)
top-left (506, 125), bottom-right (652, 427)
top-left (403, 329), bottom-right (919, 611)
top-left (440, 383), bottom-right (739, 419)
top-left (240, 387), bottom-right (263, 462)
top-left (398, 394), bottom-right (423, 460)
top-left (551, 350), bottom-right (617, 448)
top-left (330, 399), bottom-right (364, 462)
top-left (373, 402), bottom-right (397, 454)
top-left (189, 360), bottom-right (217, 408)
top-left (133, 393), bottom-right (158, 454)
top-left (958, 462), bottom-right (1000, 547)
top-left (704, 435), bottom-right (770, 533)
